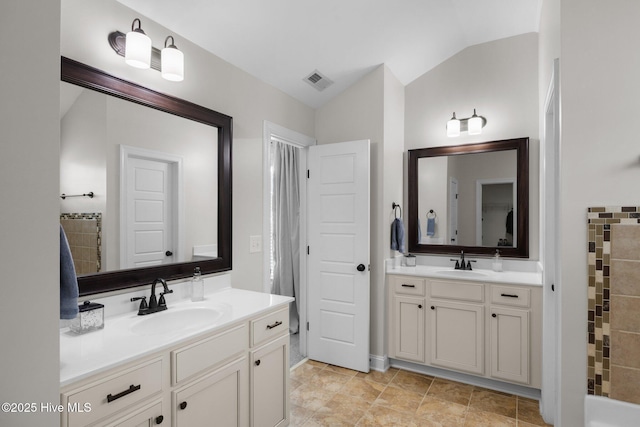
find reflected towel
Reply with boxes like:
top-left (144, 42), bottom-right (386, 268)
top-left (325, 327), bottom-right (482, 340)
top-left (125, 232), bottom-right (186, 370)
top-left (391, 218), bottom-right (405, 253)
top-left (60, 225), bottom-right (79, 320)
top-left (427, 217), bottom-right (436, 236)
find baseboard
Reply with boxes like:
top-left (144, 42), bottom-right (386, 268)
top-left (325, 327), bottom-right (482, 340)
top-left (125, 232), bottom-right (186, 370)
top-left (369, 354), bottom-right (389, 372)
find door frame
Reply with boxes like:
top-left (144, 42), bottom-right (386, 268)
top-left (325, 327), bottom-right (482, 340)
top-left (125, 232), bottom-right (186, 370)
top-left (262, 121), bottom-right (315, 355)
top-left (119, 144), bottom-right (184, 268)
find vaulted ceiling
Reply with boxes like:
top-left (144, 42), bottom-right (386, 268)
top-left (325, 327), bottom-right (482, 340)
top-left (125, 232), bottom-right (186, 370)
top-left (117, 0), bottom-right (542, 108)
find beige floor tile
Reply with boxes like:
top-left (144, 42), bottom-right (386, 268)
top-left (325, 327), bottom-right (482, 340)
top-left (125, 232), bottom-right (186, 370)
top-left (357, 405), bottom-right (420, 427)
top-left (325, 364), bottom-right (360, 377)
top-left (374, 385), bottom-right (423, 415)
top-left (356, 367), bottom-right (399, 385)
top-left (464, 408), bottom-right (517, 427)
top-left (415, 395), bottom-right (467, 426)
top-left (469, 388), bottom-right (517, 419)
top-left (338, 377), bottom-right (386, 404)
top-left (311, 393), bottom-right (372, 426)
top-left (291, 363), bottom-right (323, 383)
top-left (306, 359), bottom-right (329, 368)
top-left (517, 399), bottom-right (552, 426)
top-left (427, 378), bottom-right (474, 406)
top-left (291, 377), bottom-right (304, 392)
top-left (389, 370), bottom-right (434, 396)
top-left (308, 369), bottom-right (353, 393)
top-left (290, 403), bottom-right (316, 427)
top-left (291, 382), bottom-right (337, 411)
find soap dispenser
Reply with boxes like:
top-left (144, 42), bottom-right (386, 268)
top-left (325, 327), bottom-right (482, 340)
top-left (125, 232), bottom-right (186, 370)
top-left (191, 266), bottom-right (204, 301)
top-left (492, 250), bottom-right (503, 272)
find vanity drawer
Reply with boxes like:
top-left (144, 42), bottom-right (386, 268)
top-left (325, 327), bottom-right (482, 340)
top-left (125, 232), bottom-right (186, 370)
top-left (429, 280), bottom-right (484, 302)
top-left (392, 276), bottom-right (426, 296)
top-left (251, 308), bottom-right (289, 347)
top-left (172, 323), bottom-right (247, 385)
top-left (63, 358), bottom-right (163, 427)
top-left (491, 285), bottom-right (530, 308)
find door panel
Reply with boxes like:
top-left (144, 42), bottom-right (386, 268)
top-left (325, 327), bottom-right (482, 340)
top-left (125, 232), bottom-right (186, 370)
top-left (307, 140), bottom-right (370, 372)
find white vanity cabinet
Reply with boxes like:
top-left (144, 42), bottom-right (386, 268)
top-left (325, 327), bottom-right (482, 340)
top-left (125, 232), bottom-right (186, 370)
top-left (388, 276), bottom-right (426, 363)
top-left (387, 274), bottom-right (542, 389)
top-left (60, 304), bottom-right (290, 427)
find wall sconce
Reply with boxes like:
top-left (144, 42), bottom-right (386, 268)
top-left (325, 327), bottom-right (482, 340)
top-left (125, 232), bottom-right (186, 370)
top-left (446, 109), bottom-right (487, 137)
top-left (108, 18), bottom-right (184, 82)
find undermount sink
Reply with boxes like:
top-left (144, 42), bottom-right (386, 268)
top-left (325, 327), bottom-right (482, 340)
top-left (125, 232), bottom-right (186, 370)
top-left (130, 306), bottom-right (225, 336)
top-left (434, 270), bottom-right (488, 278)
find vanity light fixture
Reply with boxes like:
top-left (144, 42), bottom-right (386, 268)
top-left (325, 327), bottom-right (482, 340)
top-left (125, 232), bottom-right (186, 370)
top-left (161, 36), bottom-right (184, 82)
top-left (125, 18), bottom-right (152, 69)
top-left (446, 109), bottom-right (487, 137)
top-left (109, 19), bottom-right (185, 82)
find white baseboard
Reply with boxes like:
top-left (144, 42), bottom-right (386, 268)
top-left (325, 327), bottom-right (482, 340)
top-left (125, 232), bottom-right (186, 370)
top-left (369, 354), bottom-right (389, 372)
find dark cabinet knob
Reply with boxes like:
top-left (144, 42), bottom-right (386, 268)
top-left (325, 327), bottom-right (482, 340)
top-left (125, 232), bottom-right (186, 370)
top-left (155, 415), bottom-right (164, 424)
top-left (255, 360), bottom-right (261, 366)
top-left (165, 251), bottom-right (173, 256)
top-left (357, 264), bottom-right (366, 272)
top-left (430, 306), bottom-right (435, 310)
top-left (418, 305), bottom-right (422, 309)
top-left (179, 401), bottom-right (187, 410)
top-left (492, 313), bottom-right (497, 318)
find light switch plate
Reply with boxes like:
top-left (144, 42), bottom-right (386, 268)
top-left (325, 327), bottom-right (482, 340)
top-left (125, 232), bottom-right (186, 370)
top-left (249, 235), bottom-right (262, 253)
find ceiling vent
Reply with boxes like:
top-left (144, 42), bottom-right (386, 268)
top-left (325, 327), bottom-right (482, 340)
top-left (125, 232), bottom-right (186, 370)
top-left (303, 69), bottom-right (334, 91)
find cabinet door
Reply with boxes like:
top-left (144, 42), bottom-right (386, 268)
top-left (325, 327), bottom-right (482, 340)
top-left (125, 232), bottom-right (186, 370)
top-left (393, 296), bottom-right (425, 363)
top-left (174, 357), bottom-right (247, 427)
top-left (101, 400), bottom-right (164, 427)
top-left (250, 335), bottom-right (289, 427)
top-left (490, 306), bottom-right (530, 384)
top-left (429, 300), bottom-right (484, 375)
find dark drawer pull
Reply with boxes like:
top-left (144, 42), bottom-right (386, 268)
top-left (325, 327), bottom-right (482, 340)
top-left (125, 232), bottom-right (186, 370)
top-left (179, 401), bottom-right (188, 410)
top-left (401, 284), bottom-right (416, 288)
top-left (266, 320), bottom-right (283, 330)
top-left (500, 293), bottom-right (519, 298)
top-left (155, 415), bottom-right (164, 424)
top-left (106, 384), bottom-right (141, 403)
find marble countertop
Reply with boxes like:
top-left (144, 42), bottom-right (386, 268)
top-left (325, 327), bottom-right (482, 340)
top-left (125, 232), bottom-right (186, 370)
top-left (386, 265), bottom-right (542, 287)
top-left (60, 287), bottom-right (293, 387)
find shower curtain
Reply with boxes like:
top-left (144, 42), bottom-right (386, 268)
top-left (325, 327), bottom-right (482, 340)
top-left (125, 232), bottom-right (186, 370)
top-left (271, 141), bottom-right (301, 334)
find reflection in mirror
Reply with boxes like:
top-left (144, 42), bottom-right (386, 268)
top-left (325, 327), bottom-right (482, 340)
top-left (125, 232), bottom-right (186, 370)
top-left (61, 57), bottom-right (232, 296)
top-left (417, 150), bottom-right (516, 247)
top-left (408, 138), bottom-right (528, 258)
top-left (60, 82), bottom-right (218, 274)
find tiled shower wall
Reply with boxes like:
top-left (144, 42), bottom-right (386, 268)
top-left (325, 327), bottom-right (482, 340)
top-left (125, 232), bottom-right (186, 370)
top-left (60, 213), bottom-right (101, 275)
top-left (588, 207), bottom-right (640, 404)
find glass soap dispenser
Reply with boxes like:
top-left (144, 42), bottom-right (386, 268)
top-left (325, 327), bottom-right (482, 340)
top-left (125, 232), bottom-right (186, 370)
top-left (492, 250), bottom-right (503, 272)
top-left (191, 266), bottom-right (204, 301)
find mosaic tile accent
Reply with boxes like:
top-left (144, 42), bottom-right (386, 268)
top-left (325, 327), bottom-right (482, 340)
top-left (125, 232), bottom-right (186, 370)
top-left (587, 206), bottom-right (640, 398)
top-left (60, 213), bottom-right (102, 275)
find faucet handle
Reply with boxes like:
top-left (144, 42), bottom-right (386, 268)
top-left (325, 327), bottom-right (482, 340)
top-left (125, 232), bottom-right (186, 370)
top-left (130, 296), bottom-right (148, 313)
top-left (466, 260), bottom-right (477, 270)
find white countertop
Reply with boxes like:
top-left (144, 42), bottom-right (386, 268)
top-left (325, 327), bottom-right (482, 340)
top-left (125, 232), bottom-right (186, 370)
top-left (60, 287), bottom-right (293, 387)
top-left (386, 265), bottom-right (542, 287)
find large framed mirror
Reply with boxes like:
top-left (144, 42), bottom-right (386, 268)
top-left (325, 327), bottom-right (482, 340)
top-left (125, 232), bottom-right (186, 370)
top-left (61, 57), bottom-right (232, 296)
top-left (408, 137), bottom-right (528, 258)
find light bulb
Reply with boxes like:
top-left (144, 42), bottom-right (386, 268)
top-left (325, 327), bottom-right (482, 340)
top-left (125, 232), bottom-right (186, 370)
top-left (447, 113), bottom-right (460, 137)
top-left (468, 109), bottom-right (483, 135)
top-left (161, 36), bottom-right (184, 82)
top-left (125, 19), bottom-right (151, 69)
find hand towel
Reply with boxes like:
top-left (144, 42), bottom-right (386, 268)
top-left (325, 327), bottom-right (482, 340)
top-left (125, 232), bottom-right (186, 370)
top-left (60, 225), bottom-right (79, 320)
top-left (427, 217), bottom-right (436, 236)
top-left (390, 218), bottom-right (405, 253)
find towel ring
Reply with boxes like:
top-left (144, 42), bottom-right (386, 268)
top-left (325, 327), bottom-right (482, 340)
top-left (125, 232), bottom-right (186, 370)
top-left (427, 209), bottom-right (437, 219)
top-left (392, 202), bottom-right (402, 218)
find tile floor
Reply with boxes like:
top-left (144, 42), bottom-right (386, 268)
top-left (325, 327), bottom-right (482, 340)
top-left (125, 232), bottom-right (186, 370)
top-left (290, 360), bottom-right (552, 426)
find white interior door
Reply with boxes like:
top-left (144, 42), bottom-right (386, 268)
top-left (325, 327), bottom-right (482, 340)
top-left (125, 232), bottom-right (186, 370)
top-left (449, 178), bottom-right (458, 244)
top-left (307, 139), bottom-right (370, 373)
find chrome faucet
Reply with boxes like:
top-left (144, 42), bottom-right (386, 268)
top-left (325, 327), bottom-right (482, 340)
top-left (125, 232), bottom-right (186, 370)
top-left (131, 278), bottom-right (173, 315)
top-left (450, 251), bottom-right (475, 271)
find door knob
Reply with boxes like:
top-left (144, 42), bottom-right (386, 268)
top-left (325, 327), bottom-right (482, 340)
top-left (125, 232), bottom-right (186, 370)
top-left (357, 264), bottom-right (366, 272)
top-left (165, 251), bottom-right (173, 256)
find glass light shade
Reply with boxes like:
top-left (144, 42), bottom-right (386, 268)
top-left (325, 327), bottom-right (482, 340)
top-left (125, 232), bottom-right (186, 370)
top-left (447, 117), bottom-right (460, 137)
top-left (161, 47), bottom-right (184, 81)
top-left (125, 30), bottom-right (152, 69)
top-left (468, 115), bottom-right (483, 135)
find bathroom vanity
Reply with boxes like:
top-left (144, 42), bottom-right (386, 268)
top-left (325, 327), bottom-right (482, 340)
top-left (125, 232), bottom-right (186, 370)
top-left (387, 266), bottom-right (542, 390)
top-left (59, 288), bottom-right (292, 427)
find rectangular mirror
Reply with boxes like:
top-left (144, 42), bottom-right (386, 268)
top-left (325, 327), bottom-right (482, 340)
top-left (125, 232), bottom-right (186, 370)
top-left (61, 57), bottom-right (232, 295)
top-left (408, 138), bottom-right (529, 258)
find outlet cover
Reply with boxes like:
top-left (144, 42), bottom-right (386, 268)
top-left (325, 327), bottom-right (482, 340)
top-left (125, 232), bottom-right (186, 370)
top-left (249, 235), bottom-right (262, 253)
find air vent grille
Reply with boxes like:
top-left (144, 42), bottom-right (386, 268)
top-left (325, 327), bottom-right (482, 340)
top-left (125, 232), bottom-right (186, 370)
top-left (303, 69), bottom-right (333, 91)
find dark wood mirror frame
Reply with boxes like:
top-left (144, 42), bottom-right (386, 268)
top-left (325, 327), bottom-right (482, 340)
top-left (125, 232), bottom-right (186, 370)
top-left (408, 137), bottom-right (529, 258)
top-left (61, 57), bottom-right (232, 296)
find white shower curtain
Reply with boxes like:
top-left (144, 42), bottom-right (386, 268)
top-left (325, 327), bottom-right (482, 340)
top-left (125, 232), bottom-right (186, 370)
top-left (271, 141), bottom-right (301, 334)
